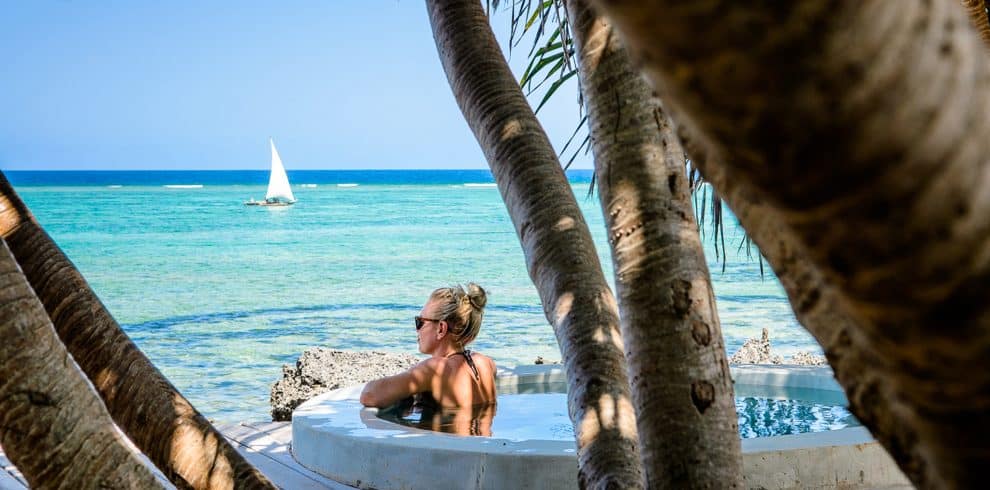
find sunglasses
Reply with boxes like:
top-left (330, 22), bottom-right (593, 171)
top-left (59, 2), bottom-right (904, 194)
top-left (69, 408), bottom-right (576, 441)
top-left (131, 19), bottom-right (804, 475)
top-left (415, 316), bottom-right (440, 330)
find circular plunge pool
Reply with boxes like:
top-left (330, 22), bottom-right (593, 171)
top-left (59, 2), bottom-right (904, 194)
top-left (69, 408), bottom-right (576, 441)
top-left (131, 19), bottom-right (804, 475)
top-left (377, 380), bottom-right (860, 441)
top-left (292, 365), bottom-right (910, 489)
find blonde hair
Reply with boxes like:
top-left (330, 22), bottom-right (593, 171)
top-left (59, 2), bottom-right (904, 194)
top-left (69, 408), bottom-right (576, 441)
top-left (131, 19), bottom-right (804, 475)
top-left (429, 283), bottom-right (487, 347)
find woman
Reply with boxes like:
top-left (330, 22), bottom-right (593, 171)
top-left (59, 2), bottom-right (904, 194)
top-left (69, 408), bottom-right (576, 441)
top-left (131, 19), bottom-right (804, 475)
top-left (360, 283), bottom-right (497, 410)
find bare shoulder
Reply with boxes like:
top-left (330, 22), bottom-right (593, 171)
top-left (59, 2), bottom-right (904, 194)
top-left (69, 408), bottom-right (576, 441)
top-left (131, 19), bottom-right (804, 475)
top-left (415, 356), bottom-right (444, 374)
top-left (404, 358), bottom-right (443, 388)
top-left (360, 356), bottom-right (436, 407)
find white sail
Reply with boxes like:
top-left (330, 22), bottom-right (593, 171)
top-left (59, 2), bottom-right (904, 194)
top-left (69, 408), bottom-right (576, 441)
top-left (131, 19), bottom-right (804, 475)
top-left (265, 138), bottom-right (296, 203)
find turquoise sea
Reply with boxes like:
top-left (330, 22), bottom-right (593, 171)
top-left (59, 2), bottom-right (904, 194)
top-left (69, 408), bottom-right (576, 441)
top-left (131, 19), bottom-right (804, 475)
top-left (8, 170), bottom-right (818, 423)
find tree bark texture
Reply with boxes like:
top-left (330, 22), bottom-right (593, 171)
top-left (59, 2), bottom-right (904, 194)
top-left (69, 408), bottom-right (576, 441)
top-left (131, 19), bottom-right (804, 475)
top-left (565, 1), bottom-right (741, 487)
top-left (961, 0), bottom-right (990, 45)
top-left (0, 173), bottom-right (275, 490)
top-left (591, 0), bottom-right (990, 487)
top-left (0, 238), bottom-right (164, 489)
top-left (679, 131), bottom-right (918, 486)
top-left (425, 1), bottom-right (643, 487)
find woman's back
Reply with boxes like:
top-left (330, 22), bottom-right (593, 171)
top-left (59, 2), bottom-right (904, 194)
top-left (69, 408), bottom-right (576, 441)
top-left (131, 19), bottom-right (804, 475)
top-left (430, 350), bottom-right (496, 408)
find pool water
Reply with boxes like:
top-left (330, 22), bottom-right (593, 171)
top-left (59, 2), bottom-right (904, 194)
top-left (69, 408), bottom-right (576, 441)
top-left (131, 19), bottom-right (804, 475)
top-left (378, 383), bottom-right (861, 441)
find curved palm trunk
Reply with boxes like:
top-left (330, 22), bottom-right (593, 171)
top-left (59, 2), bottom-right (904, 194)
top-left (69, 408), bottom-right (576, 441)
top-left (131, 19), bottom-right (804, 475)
top-left (0, 173), bottom-right (275, 489)
top-left (425, 1), bottom-right (642, 487)
top-left (0, 239), bottom-right (164, 489)
top-left (565, 0), bottom-right (741, 486)
top-left (590, 1), bottom-right (990, 487)
top-left (680, 134), bottom-right (915, 484)
top-left (961, 0), bottom-right (990, 45)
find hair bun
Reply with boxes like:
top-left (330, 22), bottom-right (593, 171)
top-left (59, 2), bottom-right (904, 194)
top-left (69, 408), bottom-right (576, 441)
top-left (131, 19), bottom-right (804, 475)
top-left (466, 282), bottom-right (487, 310)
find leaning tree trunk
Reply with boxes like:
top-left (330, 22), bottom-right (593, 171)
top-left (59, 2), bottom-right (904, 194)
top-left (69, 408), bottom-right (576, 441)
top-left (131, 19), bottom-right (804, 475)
top-left (426, 0), bottom-right (643, 487)
top-left (590, 0), bottom-right (990, 488)
top-left (0, 173), bottom-right (275, 490)
top-left (0, 238), bottom-right (164, 489)
top-left (961, 0), bottom-right (990, 45)
top-left (565, 0), bottom-right (741, 487)
top-left (679, 131), bottom-right (917, 483)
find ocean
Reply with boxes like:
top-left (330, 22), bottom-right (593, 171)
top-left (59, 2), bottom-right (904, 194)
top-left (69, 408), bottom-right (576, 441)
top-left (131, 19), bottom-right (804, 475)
top-left (7, 170), bottom-right (818, 422)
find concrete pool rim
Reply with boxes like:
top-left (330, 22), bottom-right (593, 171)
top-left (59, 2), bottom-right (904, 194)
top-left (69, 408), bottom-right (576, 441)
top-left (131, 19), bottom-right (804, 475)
top-left (291, 364), bottom-right (910, 489)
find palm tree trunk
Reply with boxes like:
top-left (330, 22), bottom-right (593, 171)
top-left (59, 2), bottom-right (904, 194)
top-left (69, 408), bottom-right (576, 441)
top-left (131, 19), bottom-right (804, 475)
top-left (564, 0), bottom-right (741, 486)
top-left (590, 1), bottom-right (990, 487)
top-left (425, 0), bottom-right (642, 487)
top-left (961, 0), bottom-right (990, 45)
top-left (680, 133), bottom-right (919, 484)
top-left (0, 173), bottom-right (275, 489)
top-left (0, 238), bottom-right (164, 489)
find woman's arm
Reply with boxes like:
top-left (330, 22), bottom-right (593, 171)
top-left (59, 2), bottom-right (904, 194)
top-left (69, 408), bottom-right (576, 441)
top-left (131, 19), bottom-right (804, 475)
top-left (359, 359), bottom-right (436, 408)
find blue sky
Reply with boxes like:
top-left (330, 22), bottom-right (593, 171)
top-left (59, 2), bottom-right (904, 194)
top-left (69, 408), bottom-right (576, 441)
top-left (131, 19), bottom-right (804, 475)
top-left (0, 1), bottom-right (585, 170)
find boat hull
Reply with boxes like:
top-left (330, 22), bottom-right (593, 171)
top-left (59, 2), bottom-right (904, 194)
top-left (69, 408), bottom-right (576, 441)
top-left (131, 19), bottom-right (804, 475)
top-left (244, 201), bottom-right (294, 206)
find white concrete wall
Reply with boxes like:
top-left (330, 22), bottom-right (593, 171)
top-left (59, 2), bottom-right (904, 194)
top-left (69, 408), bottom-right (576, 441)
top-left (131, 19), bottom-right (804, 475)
top-left (292, 364), bottom-right (912, 489)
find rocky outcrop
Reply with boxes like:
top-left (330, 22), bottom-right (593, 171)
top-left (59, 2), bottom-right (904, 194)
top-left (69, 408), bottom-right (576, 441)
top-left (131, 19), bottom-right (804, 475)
top-left (788, 350), bottom-right (828, 366)
top-left (270, 348), bottom-right (420, 421)
top-left (729, 328), bottom-right (827, 366)
top-left (729, 328), bottom-right (783, 364)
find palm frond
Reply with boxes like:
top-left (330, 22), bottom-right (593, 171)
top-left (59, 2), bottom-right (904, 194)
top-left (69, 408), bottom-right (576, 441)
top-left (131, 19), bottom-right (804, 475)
top-left (587, 170), bottom-right (597, 200)
top-left (496, 0), bottom-right (767, 273)
top-left (560, 114), bottom-right (589, 160)
top-left (520, 48), bottom-right (563, 88)
top-left (534, 69), bottom-right (577, 113)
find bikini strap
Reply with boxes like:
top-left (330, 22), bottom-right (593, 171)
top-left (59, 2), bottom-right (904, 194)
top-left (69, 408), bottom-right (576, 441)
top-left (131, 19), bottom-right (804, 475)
top-left (447, 349), bottom-right (481, 381)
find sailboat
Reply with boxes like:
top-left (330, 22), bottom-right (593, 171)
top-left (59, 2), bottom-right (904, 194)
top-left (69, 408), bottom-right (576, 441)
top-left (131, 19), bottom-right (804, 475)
top-left (245, 138), bottom-right (296, 206)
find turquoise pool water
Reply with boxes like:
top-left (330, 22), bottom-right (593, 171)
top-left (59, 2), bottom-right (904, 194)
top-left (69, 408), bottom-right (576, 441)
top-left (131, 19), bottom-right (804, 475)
top-left (380, 382), bottom-right (860, 440)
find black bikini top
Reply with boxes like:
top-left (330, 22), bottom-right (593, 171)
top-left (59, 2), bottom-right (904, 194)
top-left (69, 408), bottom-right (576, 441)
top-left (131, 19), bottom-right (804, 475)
top-left (446, 349), bottom-right (480, 381)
